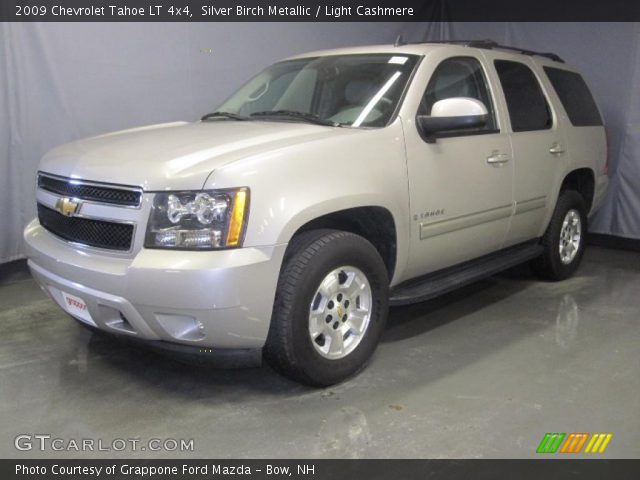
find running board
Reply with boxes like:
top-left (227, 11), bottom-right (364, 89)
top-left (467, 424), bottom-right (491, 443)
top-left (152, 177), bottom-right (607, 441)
top-left (389, 243), bottom-right (543, 306)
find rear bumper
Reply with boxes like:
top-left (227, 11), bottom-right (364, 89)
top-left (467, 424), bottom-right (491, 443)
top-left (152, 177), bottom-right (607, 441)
top-left (24, 219), bottom-right (286, 349)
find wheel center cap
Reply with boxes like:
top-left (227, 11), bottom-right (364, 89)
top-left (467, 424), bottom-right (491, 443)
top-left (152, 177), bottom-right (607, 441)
top-left (336, 304), bottom-right (344, 317)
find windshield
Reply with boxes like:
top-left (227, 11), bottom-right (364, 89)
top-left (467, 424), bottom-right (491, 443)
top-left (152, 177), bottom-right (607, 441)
top-left (215, 54), bottom-right (420, 128)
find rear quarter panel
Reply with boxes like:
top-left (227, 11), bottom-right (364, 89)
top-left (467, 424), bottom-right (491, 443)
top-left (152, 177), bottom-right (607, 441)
top-left (530, 60), bottom-right (606, 232)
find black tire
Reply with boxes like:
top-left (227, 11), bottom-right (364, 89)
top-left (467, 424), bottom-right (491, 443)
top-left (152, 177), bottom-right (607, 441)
top-left (264, 229), bottom-right (389, 387)
top-left (531, 190), bottom-right (588, 281)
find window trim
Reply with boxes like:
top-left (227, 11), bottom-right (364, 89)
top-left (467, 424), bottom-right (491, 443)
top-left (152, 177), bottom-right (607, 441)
top-left (414, 56), bottom-right (501, 143)
top-left (493, 59), bottom-right (555, 133)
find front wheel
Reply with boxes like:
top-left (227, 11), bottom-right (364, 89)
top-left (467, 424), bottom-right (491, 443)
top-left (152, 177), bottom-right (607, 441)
top-left (264, 229), bottom-right (389, 386)
top-left (531, 190), bottom-right (588, 281)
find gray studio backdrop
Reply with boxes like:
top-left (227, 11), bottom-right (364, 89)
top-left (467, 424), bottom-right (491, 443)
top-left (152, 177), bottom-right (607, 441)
top-left (1, 22), bottom-right (639, 264)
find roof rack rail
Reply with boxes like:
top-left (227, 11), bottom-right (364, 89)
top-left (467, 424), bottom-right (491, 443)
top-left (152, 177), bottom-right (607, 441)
top-left (471, 40), bottom-right (565, 63)
top-left (396, 38), bottom-right (564, 63)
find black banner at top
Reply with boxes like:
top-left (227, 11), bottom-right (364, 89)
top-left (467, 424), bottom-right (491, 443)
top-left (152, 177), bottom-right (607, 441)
top-left (2, 0), bottom-right (640, 22)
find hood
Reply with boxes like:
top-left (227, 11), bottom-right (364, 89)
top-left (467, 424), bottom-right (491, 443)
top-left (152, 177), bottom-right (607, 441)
top-left (39, 121), bottom-right (359, 190)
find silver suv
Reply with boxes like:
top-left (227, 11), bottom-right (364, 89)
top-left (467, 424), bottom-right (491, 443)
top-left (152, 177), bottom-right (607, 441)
top-left (24, 40), bottom-right (608, 385)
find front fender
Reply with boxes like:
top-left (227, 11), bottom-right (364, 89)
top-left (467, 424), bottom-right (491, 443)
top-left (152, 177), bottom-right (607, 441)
top-left (204, 120), bottom-right (411, 283)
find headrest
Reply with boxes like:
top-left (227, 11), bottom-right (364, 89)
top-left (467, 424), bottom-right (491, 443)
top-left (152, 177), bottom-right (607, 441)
top-left (433, 63), bottom-right (473, 99)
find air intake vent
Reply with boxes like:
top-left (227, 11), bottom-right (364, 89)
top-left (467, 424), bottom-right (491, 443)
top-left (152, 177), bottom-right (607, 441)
top-left (37, 203), bottom-right (134, 251)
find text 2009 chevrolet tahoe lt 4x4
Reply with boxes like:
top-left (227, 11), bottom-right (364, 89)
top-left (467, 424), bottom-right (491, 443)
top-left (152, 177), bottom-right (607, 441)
top-left (24, 41), bottom-right (608, 386)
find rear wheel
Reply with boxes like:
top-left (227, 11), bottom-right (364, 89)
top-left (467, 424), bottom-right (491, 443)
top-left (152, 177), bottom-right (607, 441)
top-left (531, 190), bottom-right (588, 280)
top-left (264, 229), bottom-right (389, 386)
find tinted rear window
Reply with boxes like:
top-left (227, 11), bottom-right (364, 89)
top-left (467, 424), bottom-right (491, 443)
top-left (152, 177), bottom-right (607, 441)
top-left (544, 67), bottom-right (603, 127)
top-left (494, 60), bottom-right (552, 132)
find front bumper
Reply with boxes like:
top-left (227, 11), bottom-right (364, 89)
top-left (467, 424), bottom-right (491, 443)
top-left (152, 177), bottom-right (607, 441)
top-left (24, 219), bottom-right (286, 350)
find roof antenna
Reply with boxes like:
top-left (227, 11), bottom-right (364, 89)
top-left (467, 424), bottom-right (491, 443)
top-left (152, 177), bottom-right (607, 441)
top-left (394, 34), bottom-right (406, 47)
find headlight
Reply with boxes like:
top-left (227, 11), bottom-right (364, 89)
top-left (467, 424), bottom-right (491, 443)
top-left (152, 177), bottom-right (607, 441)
top-left (145, 188), bottom-right (249, 250)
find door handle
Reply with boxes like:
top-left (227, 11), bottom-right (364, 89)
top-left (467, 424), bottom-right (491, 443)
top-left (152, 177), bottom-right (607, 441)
top-left (549, 142), bottom-right (566, 155)
top-left (487, 151), bottom-right (511, 165)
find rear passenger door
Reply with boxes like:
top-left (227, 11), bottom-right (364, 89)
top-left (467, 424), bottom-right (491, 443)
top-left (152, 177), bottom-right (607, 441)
top-left (485, 53), bottom-right (569, 245)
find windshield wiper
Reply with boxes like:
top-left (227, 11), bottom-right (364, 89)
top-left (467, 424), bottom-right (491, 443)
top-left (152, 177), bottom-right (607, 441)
top-left (250, 110), bottom-right (339, 127)
top-left (201, 111), bottom-right (250, 121)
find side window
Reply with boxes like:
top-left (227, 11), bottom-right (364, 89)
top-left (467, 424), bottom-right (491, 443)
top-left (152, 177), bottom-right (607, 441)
top-left (494, 60), bottom-right (552, 132)
top-left (544, 67), bottom-right (603, 127)
top-left (419, 57), bottom-right (497, 133)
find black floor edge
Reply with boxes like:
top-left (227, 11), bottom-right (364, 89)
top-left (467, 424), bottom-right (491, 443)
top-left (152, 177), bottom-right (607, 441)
top-left (588, 233), bottom-right (640, 252)
top-left (0, 258), bottom-right (28, 283)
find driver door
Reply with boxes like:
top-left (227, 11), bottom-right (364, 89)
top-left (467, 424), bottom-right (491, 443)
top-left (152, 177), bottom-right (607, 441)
top-left (403, 53), bottom-right (514, 279)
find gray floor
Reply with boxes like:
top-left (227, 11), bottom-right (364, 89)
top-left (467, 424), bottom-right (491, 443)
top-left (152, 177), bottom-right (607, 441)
top-left (1, 247), bottom-right (638, 459)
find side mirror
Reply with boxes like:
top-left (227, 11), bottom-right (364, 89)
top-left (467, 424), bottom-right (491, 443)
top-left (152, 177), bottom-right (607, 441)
top-left (417, 97), bottom-right (489, 143)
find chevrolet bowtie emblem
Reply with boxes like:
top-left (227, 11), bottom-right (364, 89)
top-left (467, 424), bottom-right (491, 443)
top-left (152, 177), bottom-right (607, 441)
top-left (55, 197), bottom-right (81, 217)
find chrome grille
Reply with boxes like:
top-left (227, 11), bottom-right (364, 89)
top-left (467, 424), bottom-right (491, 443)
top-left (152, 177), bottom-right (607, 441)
top-left (38, 173), bottom-right (142, 207)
